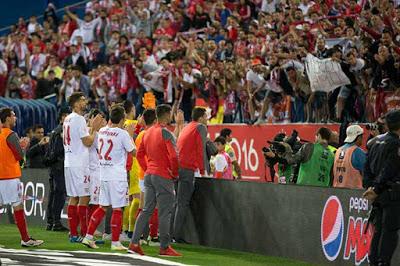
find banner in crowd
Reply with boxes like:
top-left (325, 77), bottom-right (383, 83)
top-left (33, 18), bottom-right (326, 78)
top-left (207, 124), bottom-right (341, 182)
top-left (305, 54), bottom-right (351, 92)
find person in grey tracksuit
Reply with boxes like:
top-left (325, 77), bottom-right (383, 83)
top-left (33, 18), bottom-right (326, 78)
top-left (173, 107), bottom-right (209, 243)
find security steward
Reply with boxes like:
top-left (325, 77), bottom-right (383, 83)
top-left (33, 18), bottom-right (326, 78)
top-left (44, 109), bottom-right (69, 231)
top-left (363, 109), bottom-right (400, 266)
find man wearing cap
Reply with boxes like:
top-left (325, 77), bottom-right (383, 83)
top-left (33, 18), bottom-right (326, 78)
top-left (363, 110), bottom-right (400, 266)
top-left (332, 125), bottom-right (366, 189)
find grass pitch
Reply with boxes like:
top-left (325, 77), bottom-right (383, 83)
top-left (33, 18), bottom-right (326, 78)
top-left (0, 225), bottom-right (312, 265)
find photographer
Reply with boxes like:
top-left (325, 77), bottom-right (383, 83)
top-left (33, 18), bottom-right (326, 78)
top-left (262, 130), bottom-right (302, 184)
top-left (277, 127), bottom-right (335, 187)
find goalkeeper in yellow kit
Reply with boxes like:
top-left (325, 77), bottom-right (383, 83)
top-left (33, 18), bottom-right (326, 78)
top-left (122, 100), bottom-right (141, 239)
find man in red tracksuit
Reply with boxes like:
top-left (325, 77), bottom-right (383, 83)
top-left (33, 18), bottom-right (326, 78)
top-left (173, 107), bottom-right (208, 243)
top-left (129, 104), bottom-right (181, 257)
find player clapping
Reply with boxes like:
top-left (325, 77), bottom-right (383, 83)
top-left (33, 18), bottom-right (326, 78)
top-left (82, 105), bottom-right (136, 250)
top-left (63, 92), bottom-right (103, 243)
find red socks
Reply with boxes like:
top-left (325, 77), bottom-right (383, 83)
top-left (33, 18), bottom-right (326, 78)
top-left (67, 205), bottom-right (79, 237)
top-left (13, 209), bottom-right (29, 242)
top-left (88, 205), bottom-right (99, 221)
top-left (149, 208), bottom-right (159, 238)
top-left (87, 207), bottom-right (106, 236)
top-left (78, 205), bottom-right (88, 236)
top-left (111, 209), bottom-right (123, 242)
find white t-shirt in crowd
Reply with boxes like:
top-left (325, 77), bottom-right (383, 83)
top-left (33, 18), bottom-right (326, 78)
top-left (246, 69), bottom-right (266, 90)
top-left (29, 53), bottom-right (47, 77)
top-left (64, 112), bottom-right (90, 167)
top-left (76, 17), bottom-right (101, 44)
top-left (213, 153), bottom-right (228, 174)
top-left (98, 127), bottom-right (135, 181)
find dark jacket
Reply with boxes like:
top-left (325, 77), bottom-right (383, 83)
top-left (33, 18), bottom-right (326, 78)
top-left (44, 124), bottom-right (65, 177)
top-left (64, 55), bottom-right (87, 74)
top-left (27, 137), bottom-right (47, 168)
top-left (364, 132), bottom-right (400, 193)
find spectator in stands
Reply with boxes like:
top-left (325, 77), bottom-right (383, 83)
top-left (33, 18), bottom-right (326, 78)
top-left (26, 124), bottom-right (48, 168)
top-left (220, 128), bottom-right (242, 179)
top-left (281, 127), bottom-right (335, 187)
top-left (333, 125), bottom-right (366, 189)
top-left (64, 45), bottom-right (86, 74)
top-left (35, 70), bottom-right (62, 100)
top-left (3, 0), bottom-right (400, 129)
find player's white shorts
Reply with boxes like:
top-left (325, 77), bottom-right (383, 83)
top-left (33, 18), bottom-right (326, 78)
top-left (89, 168), bottom-right (101, 205)
top-left (65, 167), bottom-right (90, 197)
top-left (0, 179), bottom-right (23, 206)
top-left (139, 179), bottom-right (145, 193)
top-left (99, 180), bottom-right (128, 208)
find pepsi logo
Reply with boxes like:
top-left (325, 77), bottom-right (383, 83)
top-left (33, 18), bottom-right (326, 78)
top-left (321, 196), bottom-right (344, 261)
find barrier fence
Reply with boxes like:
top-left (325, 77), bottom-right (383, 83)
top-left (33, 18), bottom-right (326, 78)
top-left (1, 169), bottom-right (399, 265)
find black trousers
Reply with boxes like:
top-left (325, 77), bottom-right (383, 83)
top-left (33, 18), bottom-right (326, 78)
top-left (369, 191), bottom-right (400, 265)
top-left (46, 173), bottom-right (66, 225)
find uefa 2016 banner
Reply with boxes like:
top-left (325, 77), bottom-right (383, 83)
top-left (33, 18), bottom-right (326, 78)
top-left (207, 124), bottom-right (342, 182)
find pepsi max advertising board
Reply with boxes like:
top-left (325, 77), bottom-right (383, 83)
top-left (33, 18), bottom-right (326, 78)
top-left (2, 171), bottom-right (400, 265)
top-left (183, 179), bottom-right (400, 266)
top-left (321, 195), bottom-right (373, 265)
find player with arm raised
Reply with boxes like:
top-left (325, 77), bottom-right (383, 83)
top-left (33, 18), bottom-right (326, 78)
top-left (82, 105), bottom-right (136, 251)
top-left (63, 92), bottom-right (103, 242)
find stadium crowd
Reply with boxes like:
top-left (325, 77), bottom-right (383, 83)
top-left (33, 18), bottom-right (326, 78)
top-left (0, 0), bottom-right (400, 125)
top-left (2, 0), bottom-right (400, 262)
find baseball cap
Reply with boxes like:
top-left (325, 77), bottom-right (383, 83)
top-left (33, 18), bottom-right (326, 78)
top-left (251, 58), bottom-right (262, 66)
top-left (344, 125), bottom-right (364, 143)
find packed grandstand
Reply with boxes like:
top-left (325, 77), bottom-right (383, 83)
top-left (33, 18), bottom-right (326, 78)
top-left (0, 0), bottom-right (399, 127)
top-left (1, 0), bottom-right (400, 265)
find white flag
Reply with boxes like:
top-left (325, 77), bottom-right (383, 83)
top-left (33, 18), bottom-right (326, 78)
top-left (305, 54), bottom-right (351, 92)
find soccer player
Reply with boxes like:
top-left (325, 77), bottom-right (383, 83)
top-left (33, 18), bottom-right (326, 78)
top-left (82, 105), bottom-right (136, 250)
top-left (87, 109), bottom-right (107, 221)
top-left (63, 92), bottom-right (103, 242)
top-left (122, 100), bottom-right (140, 241)
top-left (0, 107), bottom-right (43, 247)
top-left (129, 104), bottom-right (181, 257)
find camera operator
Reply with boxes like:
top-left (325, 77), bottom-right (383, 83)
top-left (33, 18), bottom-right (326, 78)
top-left (276, 127), bottom-right (335, 187)
top-left (262, 130), bottom-right (303, 183)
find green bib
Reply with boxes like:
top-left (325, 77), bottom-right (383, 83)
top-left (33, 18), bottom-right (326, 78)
top-left (297, 143), bottom-right (334, 187)
top-left (278, 163), bottom-right (292, 183)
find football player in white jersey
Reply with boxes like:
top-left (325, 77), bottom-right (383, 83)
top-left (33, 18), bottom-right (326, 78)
top-left (82, 105), bottom-right (136, 251)
top-left (63, 92), bottom-right (103, 242)
top-left (87, 109), bottom-right (107, 223)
